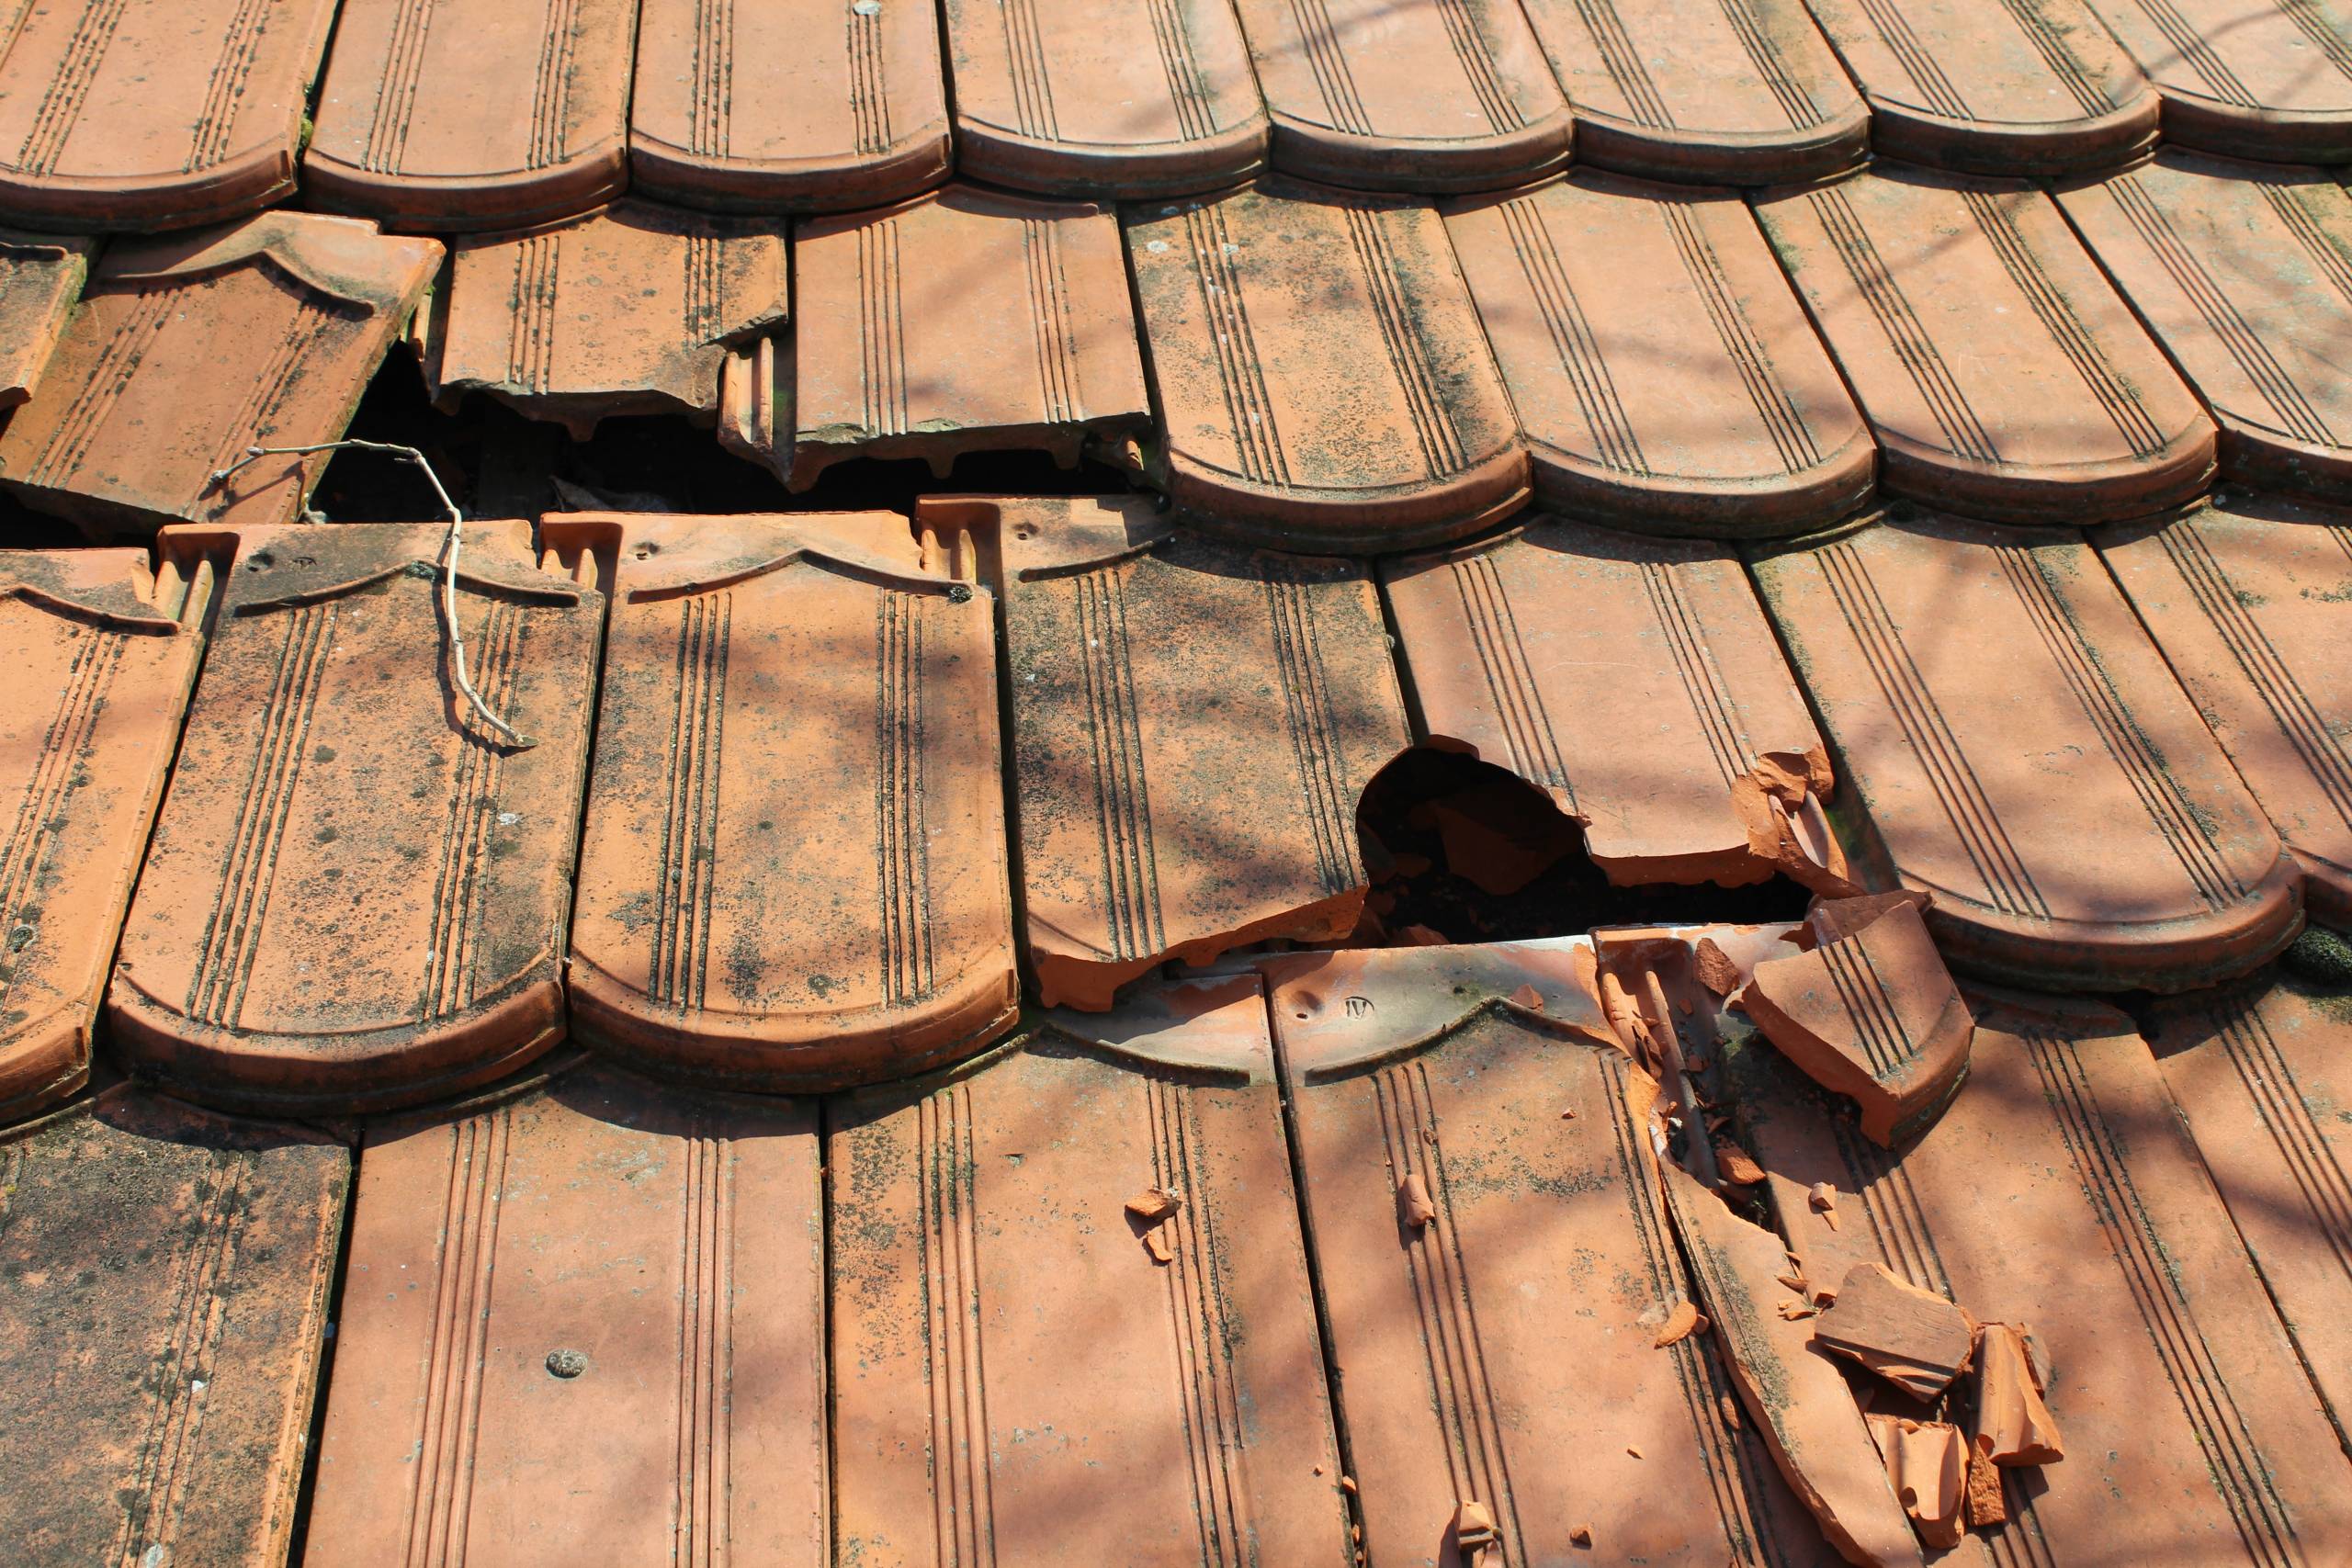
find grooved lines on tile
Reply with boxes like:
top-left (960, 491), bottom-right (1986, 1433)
top-left (1001, 0), bottom-right (1057, 140)
top-left (876, 588), bottom-right (935, 1005)
top-left (1497, 194), bottom-right (1646, 476)
top-left (421, 602), bottom-right (527, 1021)
top-left (1637, 556), bottom-right (1749, 790)
top-left (673, 1124), bottom-right (735, 1566)
top-left (1072, 564), bottom-right (1165, 964)
top-left (1263, 564), bottom-right (1356, 897)
top-left (690, 0), bottom-right (733, 156)
top-left (918, 1081), bottom-right (997, 1567)
top-left (1021, 216), bottom-right (1082, 427)
top-left (188, 0), bottom-right (276, 171)
top-left (365, 0), bottom-right (438, 173)
top-left (529, 0), bottom-right (584, 169)
top-left (1659, 199), bottom-right (1821, 474)
top-left (16, 0), bottom-right (132, 176)
top-left (2199, 993), bottom-right (2352, 1286)
top-left (652, 591), bottom-right (731, 1011)
top-left (0, 624), bottom-right (127, 1021)
top-left (847, 0), bottom-right (893, 155)
top-left (1147, 0), bottom-right (1217, 141)
top-left (1445, 552), bottom-right (1574, 801)
top-left (857, 215), bottom-right (909, 437)
top-left (28, 291), bottom-right (174, 487)
top-left (1343, 204), bottom-right (1465, 479)
top-left (1182, 199), bottom-right (1288, 486)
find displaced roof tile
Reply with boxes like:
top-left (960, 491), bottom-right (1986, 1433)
top-left (2082, 0), bottom-right (2352, 161)
top-left (0, 231), bottom-right (94, 410)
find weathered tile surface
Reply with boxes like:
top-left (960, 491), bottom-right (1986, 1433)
top-left (1443, 174), bottom-right (1871, 534)
top-left (0, 231), bottom-right (93, 409)
top-left (563, 512), bottom-right (1018, 1091)
top-left (1757, 168), bottom-right (2215, 526)
top-left (2082, 0), bottom-right (2352, 161)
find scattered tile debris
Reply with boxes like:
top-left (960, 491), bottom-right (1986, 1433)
top-left (1654, 1299), bottom-right (1704, 1348)
top-left (1864, 1414), bottom-right (1967, 1549)
top-left (1813, 1262), bottom-right (1974, 1400)
top-left (0, 231), bottom-right (94, 409)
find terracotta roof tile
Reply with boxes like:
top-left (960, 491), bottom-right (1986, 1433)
top-left (422, 201), bottom-right (787, 440)
top-left (2081, 0), bottom-right (2352, 161)
top-left (304, 1056), bottom-right (824, 1567)
top-left (942, 0), bottom-right (1268, 197)
top-left (0, 231), bottom-right (94, 409)
top-left (1126, 179), bottom-right (1528, 551)
top-left (0, 0), bottom-right (339, 231)
top-left (1748, 512), bottom-right (2301, 993)
top-left (723, 186), bottom-right (1146, 488)
top-left (1757, 167), bottom-right (2215, 526)
top-left (629, 0), bottom-right (951, 211)
top-left (560, 511), bottom-right (1018, 1090)
top-left (0, 213), bottom-right (441, 537)
top-left (305, 0), bottom-right (639, 231)
top-left (0, 1088), bottom-right (347, 1568)
top-left (1443, 173), bottom-right (1872, 534)
top-left (1519, 0), bottom-right (1868, 184)
top-left (830, 974), bottom-right (1351, 1565)
top-left (107, 522), bottom-right (602, 1114)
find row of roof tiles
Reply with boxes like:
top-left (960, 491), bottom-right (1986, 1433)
top-left (4, 0), bottom-right (2352, 232)
top-left (6, 154), bottom-right (2352, 544)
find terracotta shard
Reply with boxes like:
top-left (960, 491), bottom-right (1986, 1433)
top-left (107, 522), bottom-right (603, 1115)
top-left (723, 187), bottom-right (1146, 490)
top-left (1442, 174), bottom-right (1871, 535)
top-left (2081, 0), bottom-right (2352, 160)
top-left (1125, 178), bottom-right (1529, 552)
top-left (1518, 0), bottom-right (1867, 183)
top-left (560, 512), bottom-right (1018, 1091)
top-left (2145, 973), bottom-right (2352, 1436)
top-left (942, 0), bottom-right (1267, 197)
top-left (423, 202), bottom-right (787, 440)
top-left (1739, 987), bottom-right (2352, 1566)
top-left (1230, 0), bottom-right (1571, 191)
top-left (970, 495), bottom-right (1409, 1010)
top-left (1970, 1321), bottom-right (2063, 1466)
top-left (0, 545), bottom-right (217, 1125)
top-left (305, 0), bottom-right (636, 230)
top-left (1263, 942), bottom-right (1849, 1567)
top-left (1747, 512), bottom-right (2301, 993)
top-left (0, 0), bottom-right (339, 231)
top-left (0, 231), bottom-right (93, 409)
top-left (303, 1058), bottom-right (825, 1567)
top-left (1755, 168), bottom-right (2213, 525)
top-left (1864, 1416), bottom-right (1967, 1550)
top-left (2059, 155), bottom-right (2352, 502)
top-left (2097, 494), bottom-right (2352, 924)
top-left (0, 214), bottom-right (440, 539)
top-left (1384, 516), bottom-right (1850, 891)
top-left (0, 1088), bottom-right (346, 1568)
top-left (629, 0), bottom-right (950, 211)
top-left (1797, 0), bottom-right (2157, 175)
top-left (830, 975), bottom-right (1351, 1566)
top-left (1813, 1262), bottom-right (1974, 1399)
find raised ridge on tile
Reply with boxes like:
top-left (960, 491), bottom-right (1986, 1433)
top-left (830, 975), bottom-right (1351, 1566)
top-left (0, 231), bottom-right (93, 409)
top-left (1740, 986), bottom-right (2352, 1567)
top-left (964, 495), bottom-right (1411, 1010)
top-left (1798, 0), bottom-right (2158, 175)
top-left (560, 511), bottom-right (1019, 1092)
top-left (422, 201), bottom-right (787, 440)
top-left (1517, 0), bottom-right (1867, 183)
top-left (1383, 516), bottom-right (1853, 891)
top-left (106, 522), bottom-right (603, 1115)
top-left (2058, 153), bottom-right (2352, 500)
top-left (1747, 511), bottom-right (2301, 993)
top-left (0, 1088), bottom-right (347, 1568)
top-left (1125, 178), bottom-right (1528, 552)
top-left (304, 0), bottom-right (638, 231)
top-left (2081, 0), bottom-right (2352, 161)
top-left (1757, 167), bottom-right (2214, 526)
top-left (630, 0), bottom-right (951, 211)
top-left (942, 0), bottom-right (1267, 197)
top-left (0, 0), bottom-right (341, 231)
top-left (722, 186), bottom-right (1147, 490)
top-left (1443, 173), bottom-right (1872, 535)
top-left (1228, 0), bottom-right (1573, 191)
top-left (0, 212), bottom-right (442, 538)
top-left (2097, 493), bottom-right (2352, 925)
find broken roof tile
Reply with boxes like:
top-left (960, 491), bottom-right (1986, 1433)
top-left (1797, 0), bottom-right (2158, 175)
top-left (831, 975), bottom-right (1351, 1565)
top-left (2058, 153), bottom-right (2352, 502)
top-left (2097, 494), bottom-right (2352, 925)
top-left (1863, 1415), bottom-right (1967, 1551)
top-left (1385, 516), bottom-right (1850, 892)
top-left (305, 0), bottom-right (638, 231)
top-left (422, 201), bottom-right (786, 441)
top-left (1125, 179), bottom-right (1528, 552)
top-left (1741, 986), bottom-right (2352, 1567)
top-left (1756, 168), bottom-right (2214, 526)
top-left (970, 495), bottom-right (1409, 1010)
top-left (723, 186), bottom-right (1146, 490)
top-left (1261, 942), bottom-right (1849, 1567)
top-left (1814, 1262), bottom-right (1975, 1400)
top-left (560, 512), bottom-right (1018, 1091)
top-left (942, 0), bottom-right (1267, 197)
top-left (2081, 0), bottom-right (2352, 161)
top-left (0, 544), bottom-right (214, 1126)
top-left (1748, 512), bottom-right (2301, 992)
top-left (0, 0), bottom-right (339, 231)
top-left (1518, 0), bottom-right (1868, 183)
top-left (1442, 174), bottom-right (1873, 535)
top-left (106, 522), bottom-right (602, 1115)
top-left (0, 1088), bottom-right (347, 1568)
top-left (0, 231), bottom-right (94, 410)
top-left (0, 213), bottom-right (442, 538)
top-left (630, 0), bottom-right (951, 210)
top-left (303, 1056), bottom-right (824, 1567)
top-left (1230, 0), bottom-right (1573, 192)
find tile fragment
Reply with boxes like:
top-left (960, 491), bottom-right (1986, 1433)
top-left (2081, 0), bottom-right (2352, 161)
top-left (1970, 1321), bottom-right (2064, 1466)
top-left (0, 231), bottom-right (93, 409)
top-left (1812, 1262), bottom-right (1974, 1400)
top-left (1863, 1415), bottom-right (1967, 1549)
